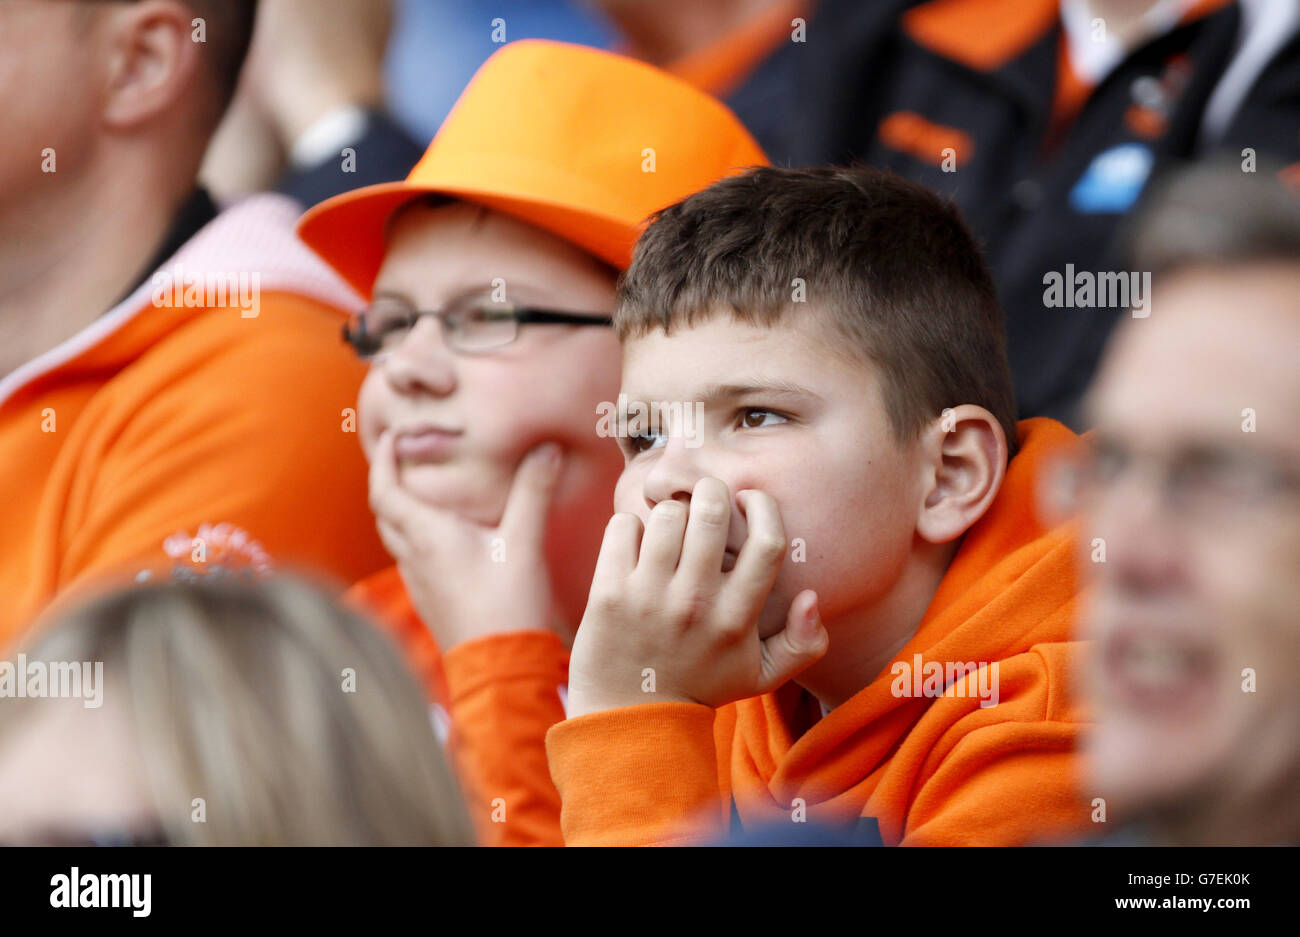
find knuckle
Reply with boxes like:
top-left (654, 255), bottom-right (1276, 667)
top-left (589, 583), bottom-right (629, 616)
top-left (691, 496), bottom-right (729, 527)
top-left (751, 532), bottom-right (787, 561)
top-left (609, 511), bottom-right (641, 532)
top-left (667, 587), bottom-right (712, 630)
top-left (713, 614), bottom-right (752, 642)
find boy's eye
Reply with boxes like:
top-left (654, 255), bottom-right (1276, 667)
top-left (374, 315), bottom-right (414, 348)
top-left (625, 430), bottom-right (667, 455)
top-left (739, 408), bottom-right (789, 429)
top-left (365, 305), bottom-right (417, 350)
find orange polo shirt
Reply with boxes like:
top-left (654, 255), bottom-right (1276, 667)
top-left (0, 195), bottom-right (389, 648)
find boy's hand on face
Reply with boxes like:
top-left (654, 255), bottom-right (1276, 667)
top-left (369, 431), bottom-right (565, 651)
top-left (566, 480), bottom-right (829, 717)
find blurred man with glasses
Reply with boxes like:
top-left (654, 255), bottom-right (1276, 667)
top-left (1066, 162), bottom-right (1300, 845)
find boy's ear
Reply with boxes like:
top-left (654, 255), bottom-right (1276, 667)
top-left (915, 405), bottom-right (1008, 545)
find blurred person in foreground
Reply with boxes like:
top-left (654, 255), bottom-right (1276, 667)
top-left (0, 0), bottom-right (389, 650)
top-left (0, 574), bottom-right (474, 846)
top-left (1067, 163), bottom-right (1300, 845)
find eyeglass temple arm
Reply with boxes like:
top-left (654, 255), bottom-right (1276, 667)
top-left (513, 309), bottom-right (613, 326)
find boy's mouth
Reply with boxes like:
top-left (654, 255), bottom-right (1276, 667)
top-left (393, 425), bottom-right (463, 462)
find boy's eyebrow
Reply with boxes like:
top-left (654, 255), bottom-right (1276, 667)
top-left (617, 381), bottom-right (823, 412)
top-left (372, 281), bottom-right (554, 308)
top-left (696, 381), bottom-right (824, 405)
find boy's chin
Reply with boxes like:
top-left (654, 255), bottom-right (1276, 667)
top-left (397, 463), bottom-right (507, 526)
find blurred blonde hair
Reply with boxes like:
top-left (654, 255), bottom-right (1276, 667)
top-left (1, 573), bottom-right (475, 846)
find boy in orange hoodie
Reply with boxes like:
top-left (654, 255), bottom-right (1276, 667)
top-left (548, 165), bottom-right (1090, 846)
top-left (296, 40), bottom-right (768, 845)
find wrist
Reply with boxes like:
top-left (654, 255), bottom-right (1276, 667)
top-left (567, 682), bottom-right (698, 719)
top-left (287, 104), bottom-right (371, 169)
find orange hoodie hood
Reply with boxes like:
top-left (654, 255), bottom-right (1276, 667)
top-left (720, 417), bottom-right (1087, 843)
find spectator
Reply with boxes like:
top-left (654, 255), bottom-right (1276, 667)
top-left (0, 575), bottom-right (474, 845)
top-left (1070, 163), bottom-right (1300, 845)
top-left (0, 0), bottom-right (390, 650)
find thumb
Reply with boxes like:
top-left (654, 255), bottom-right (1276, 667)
top-left (498, 442), bottom-right (564, 545)
top-left (756, 590), bottom-right (828, 694)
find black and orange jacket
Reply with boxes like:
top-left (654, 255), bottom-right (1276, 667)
top-left (743, 0), bottom-right (1300, 424)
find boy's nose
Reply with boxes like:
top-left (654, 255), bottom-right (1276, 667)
top-left (641, 437), bottom-right (710, 511)
top-left (383, 318), bottom-right (457, 397)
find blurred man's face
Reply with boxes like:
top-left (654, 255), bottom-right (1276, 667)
top-left (1081, 265), bottom-right (1300, 832)
top-left (0, 1), bottom-right (101, 208)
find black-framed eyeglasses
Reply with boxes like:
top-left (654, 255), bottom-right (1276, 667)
top-left (343, 294), bottom-right (613, 359)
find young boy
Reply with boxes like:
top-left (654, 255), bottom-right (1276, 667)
top-left (296, 40), bottom-right (767, 845)
top-left (548, 165), bottom-right (1090, 845)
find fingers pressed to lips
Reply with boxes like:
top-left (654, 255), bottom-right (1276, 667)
top-left (594, 512), bottom-right (644, 582)
top-left (677, 477), bottom-right (732, 587)
top-left (721, 489), bottom-right (787, 620)
top-left (638, 499), bottom-right (689, 575)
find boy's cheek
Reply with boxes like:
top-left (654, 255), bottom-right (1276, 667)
top-left (356, 373), bottom-right (390, 459)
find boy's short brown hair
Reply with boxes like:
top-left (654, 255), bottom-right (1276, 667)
top-left (616, 165), bottom-right (1019, 456)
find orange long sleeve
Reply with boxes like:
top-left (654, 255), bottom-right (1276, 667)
top-left (442, 632), bottom-right (571, 846)
top-left (547, 703), bottom-right (725, 846)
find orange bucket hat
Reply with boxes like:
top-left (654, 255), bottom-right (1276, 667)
top-left (297, 39), bottom-right (768, 297)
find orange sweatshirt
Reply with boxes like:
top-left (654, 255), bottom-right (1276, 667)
top-left (346, 567), bottom-right (569, 847)
top-left (0, 195), bottom-right (390, 649)
top-left (546, 418), bottom-right (1090, 845)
